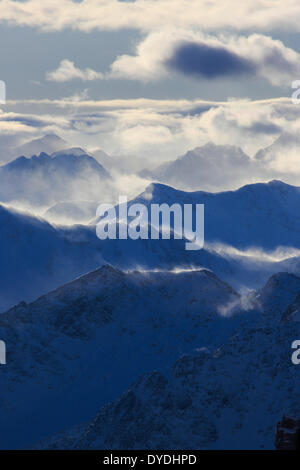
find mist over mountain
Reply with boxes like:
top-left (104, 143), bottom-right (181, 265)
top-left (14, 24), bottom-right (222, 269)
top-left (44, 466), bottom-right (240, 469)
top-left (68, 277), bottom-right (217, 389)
top-left (0, 202), bottom-right (255, 311)
top-left (0, 148), bottom-right (111, 208)
top-left (4, 0), bottom-right (300, 453)
top-left (252, 133), bottom-right (300, 185)
top-left (45, 201), bottom-right (98, 224)
top-left (0, 138), bottom-right (299, 450)
top-left (131, 180), bottom-right (300, 251)
top-left (14, 134), bottom-right (69, 159)
top-left (0, 204), bottom-right (105, 311)
top-left (0, 265), bottom-right (250, 449)
top-left (255, 133), bottom-right (300, 164)
top-left (141, 142), bottom-right (265, 191)
top-left (0, 134), bottom-right (70, 164)
top-left (1, 136), bottom-right (300, 452)
top-left (3, 179), bottom-right (300, 313)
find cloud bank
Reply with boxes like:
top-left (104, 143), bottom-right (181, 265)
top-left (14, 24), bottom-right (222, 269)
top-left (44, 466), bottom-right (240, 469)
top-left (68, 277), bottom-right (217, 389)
top-left (2, 0), bottom-right (300, 34)
top-left (2, 96), bottom-right (300, 187)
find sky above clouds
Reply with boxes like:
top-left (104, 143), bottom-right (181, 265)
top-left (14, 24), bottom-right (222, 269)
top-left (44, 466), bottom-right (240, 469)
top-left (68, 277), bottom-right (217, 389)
top-left (1, 0), bottom-right (300, 183)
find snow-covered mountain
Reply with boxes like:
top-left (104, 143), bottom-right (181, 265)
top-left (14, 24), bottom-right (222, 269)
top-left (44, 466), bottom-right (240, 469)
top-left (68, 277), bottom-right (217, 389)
top-left (0, 265), bottom-right (243, 449)
top-left (0, 266), bottom-right (297, 450)
top-left (3, 180), bottom-right (300, 311)
top-left (1, 177), bottom-right (300, 449)
top-left (0, 148), bottom-right (110, 208)
top-left (0, 203), bottom-right (240, 311)
top-left (141, 143), bottom-right (261, 191)
top-left (130, 180), bottom-right (300, 251)
top-left (0, 202), bottom-right (258, 311)
top-left (34, 271), bottom-right (300, 450)
top-left (39, 312), bottom-right (299, 450)
top-left (254, 272), bottom-right (300, 318)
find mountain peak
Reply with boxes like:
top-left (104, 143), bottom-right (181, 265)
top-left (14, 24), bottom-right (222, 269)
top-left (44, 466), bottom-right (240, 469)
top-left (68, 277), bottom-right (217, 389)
top-left (267, 179), bottom-right (299, 189)
top-left (183, 142), bottom-right (247, 159)
top-left (51, 147), bottom-right (89, 158)
top-left (263, 271), bottom-right (300, 288)
top-left (255, 272), bottom-right (300, 316)
top-left (200, 141), bottom-right (243, 151)
top-left (237, 179), bottom-right (298, 194)
top-left (13, 134), bottom-right (69, 159)
top-left (49, 264), bottom-right (125, 295)
top-left (146, 141), bottom-right (250, 191)
top-left (40, 133), bottom-right (67, 144)
top-left (0, 145), bottom-right (110, 208)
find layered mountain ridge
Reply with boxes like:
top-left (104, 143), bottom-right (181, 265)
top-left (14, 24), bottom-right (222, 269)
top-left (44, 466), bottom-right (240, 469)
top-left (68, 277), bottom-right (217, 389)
top-left (2, 179), bottom-right (300, 311)
top-left (0, 265), bottom-right (298, 449)
top-left (0, 148), bottom-right (110, 207)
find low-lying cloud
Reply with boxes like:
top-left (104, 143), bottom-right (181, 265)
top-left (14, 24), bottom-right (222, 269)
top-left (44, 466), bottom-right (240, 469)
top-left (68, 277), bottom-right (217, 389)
top-left (4, 95), bottom-right (300, 193)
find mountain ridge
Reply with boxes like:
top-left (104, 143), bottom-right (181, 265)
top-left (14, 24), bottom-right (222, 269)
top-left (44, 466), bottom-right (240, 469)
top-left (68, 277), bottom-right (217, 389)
top-left (0, 148), bottom-right (111, 207)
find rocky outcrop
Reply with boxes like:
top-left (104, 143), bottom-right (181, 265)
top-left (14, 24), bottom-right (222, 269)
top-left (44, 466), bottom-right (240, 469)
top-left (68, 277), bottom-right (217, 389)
top-left (276, 417), bottom-right (300, 450)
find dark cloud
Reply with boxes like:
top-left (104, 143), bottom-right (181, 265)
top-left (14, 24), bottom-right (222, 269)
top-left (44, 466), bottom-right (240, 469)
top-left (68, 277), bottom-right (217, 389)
top-left (166, 41), bottom-right (256, 79)
top-left (246, 121), bottom-right (281, 135)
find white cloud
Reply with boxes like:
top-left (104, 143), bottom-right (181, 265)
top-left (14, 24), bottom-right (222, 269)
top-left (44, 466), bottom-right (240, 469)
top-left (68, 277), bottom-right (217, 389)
top-left (4, 95), bottom-right (300, 181)
top-left (47, 59), bottom-right (103, 82)
top-left (109, 30), bottom-right (300, 87)
top-left (46, 31), bottom-right (300, 87)
top-left (2, 0), bottom-right (300, 34)
top-left (4, 94), bottom-right (300, 196)
top-left (109, 30), bottom-right (176, 81)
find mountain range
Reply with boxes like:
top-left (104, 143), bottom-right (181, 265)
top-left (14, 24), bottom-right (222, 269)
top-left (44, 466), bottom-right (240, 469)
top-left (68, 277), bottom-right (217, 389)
top-left (0, 147), bottom-right (110, 208)
top-left (141, 136), bottom-right (300, 191)
top-left (14, 134), bottom-right (69, 159)
top-left (0, 265), bottom-right (241, 449)
top-left (2, 179), bottom-right (300, 312)
top-left (140, 142), bottom-right (258, 191)
top-left (0, 266), bottom-right (299, 449)
top-left (1, 135), bottom-right (300, 450)
top-left (129, 179), bottom-right (300, 251)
